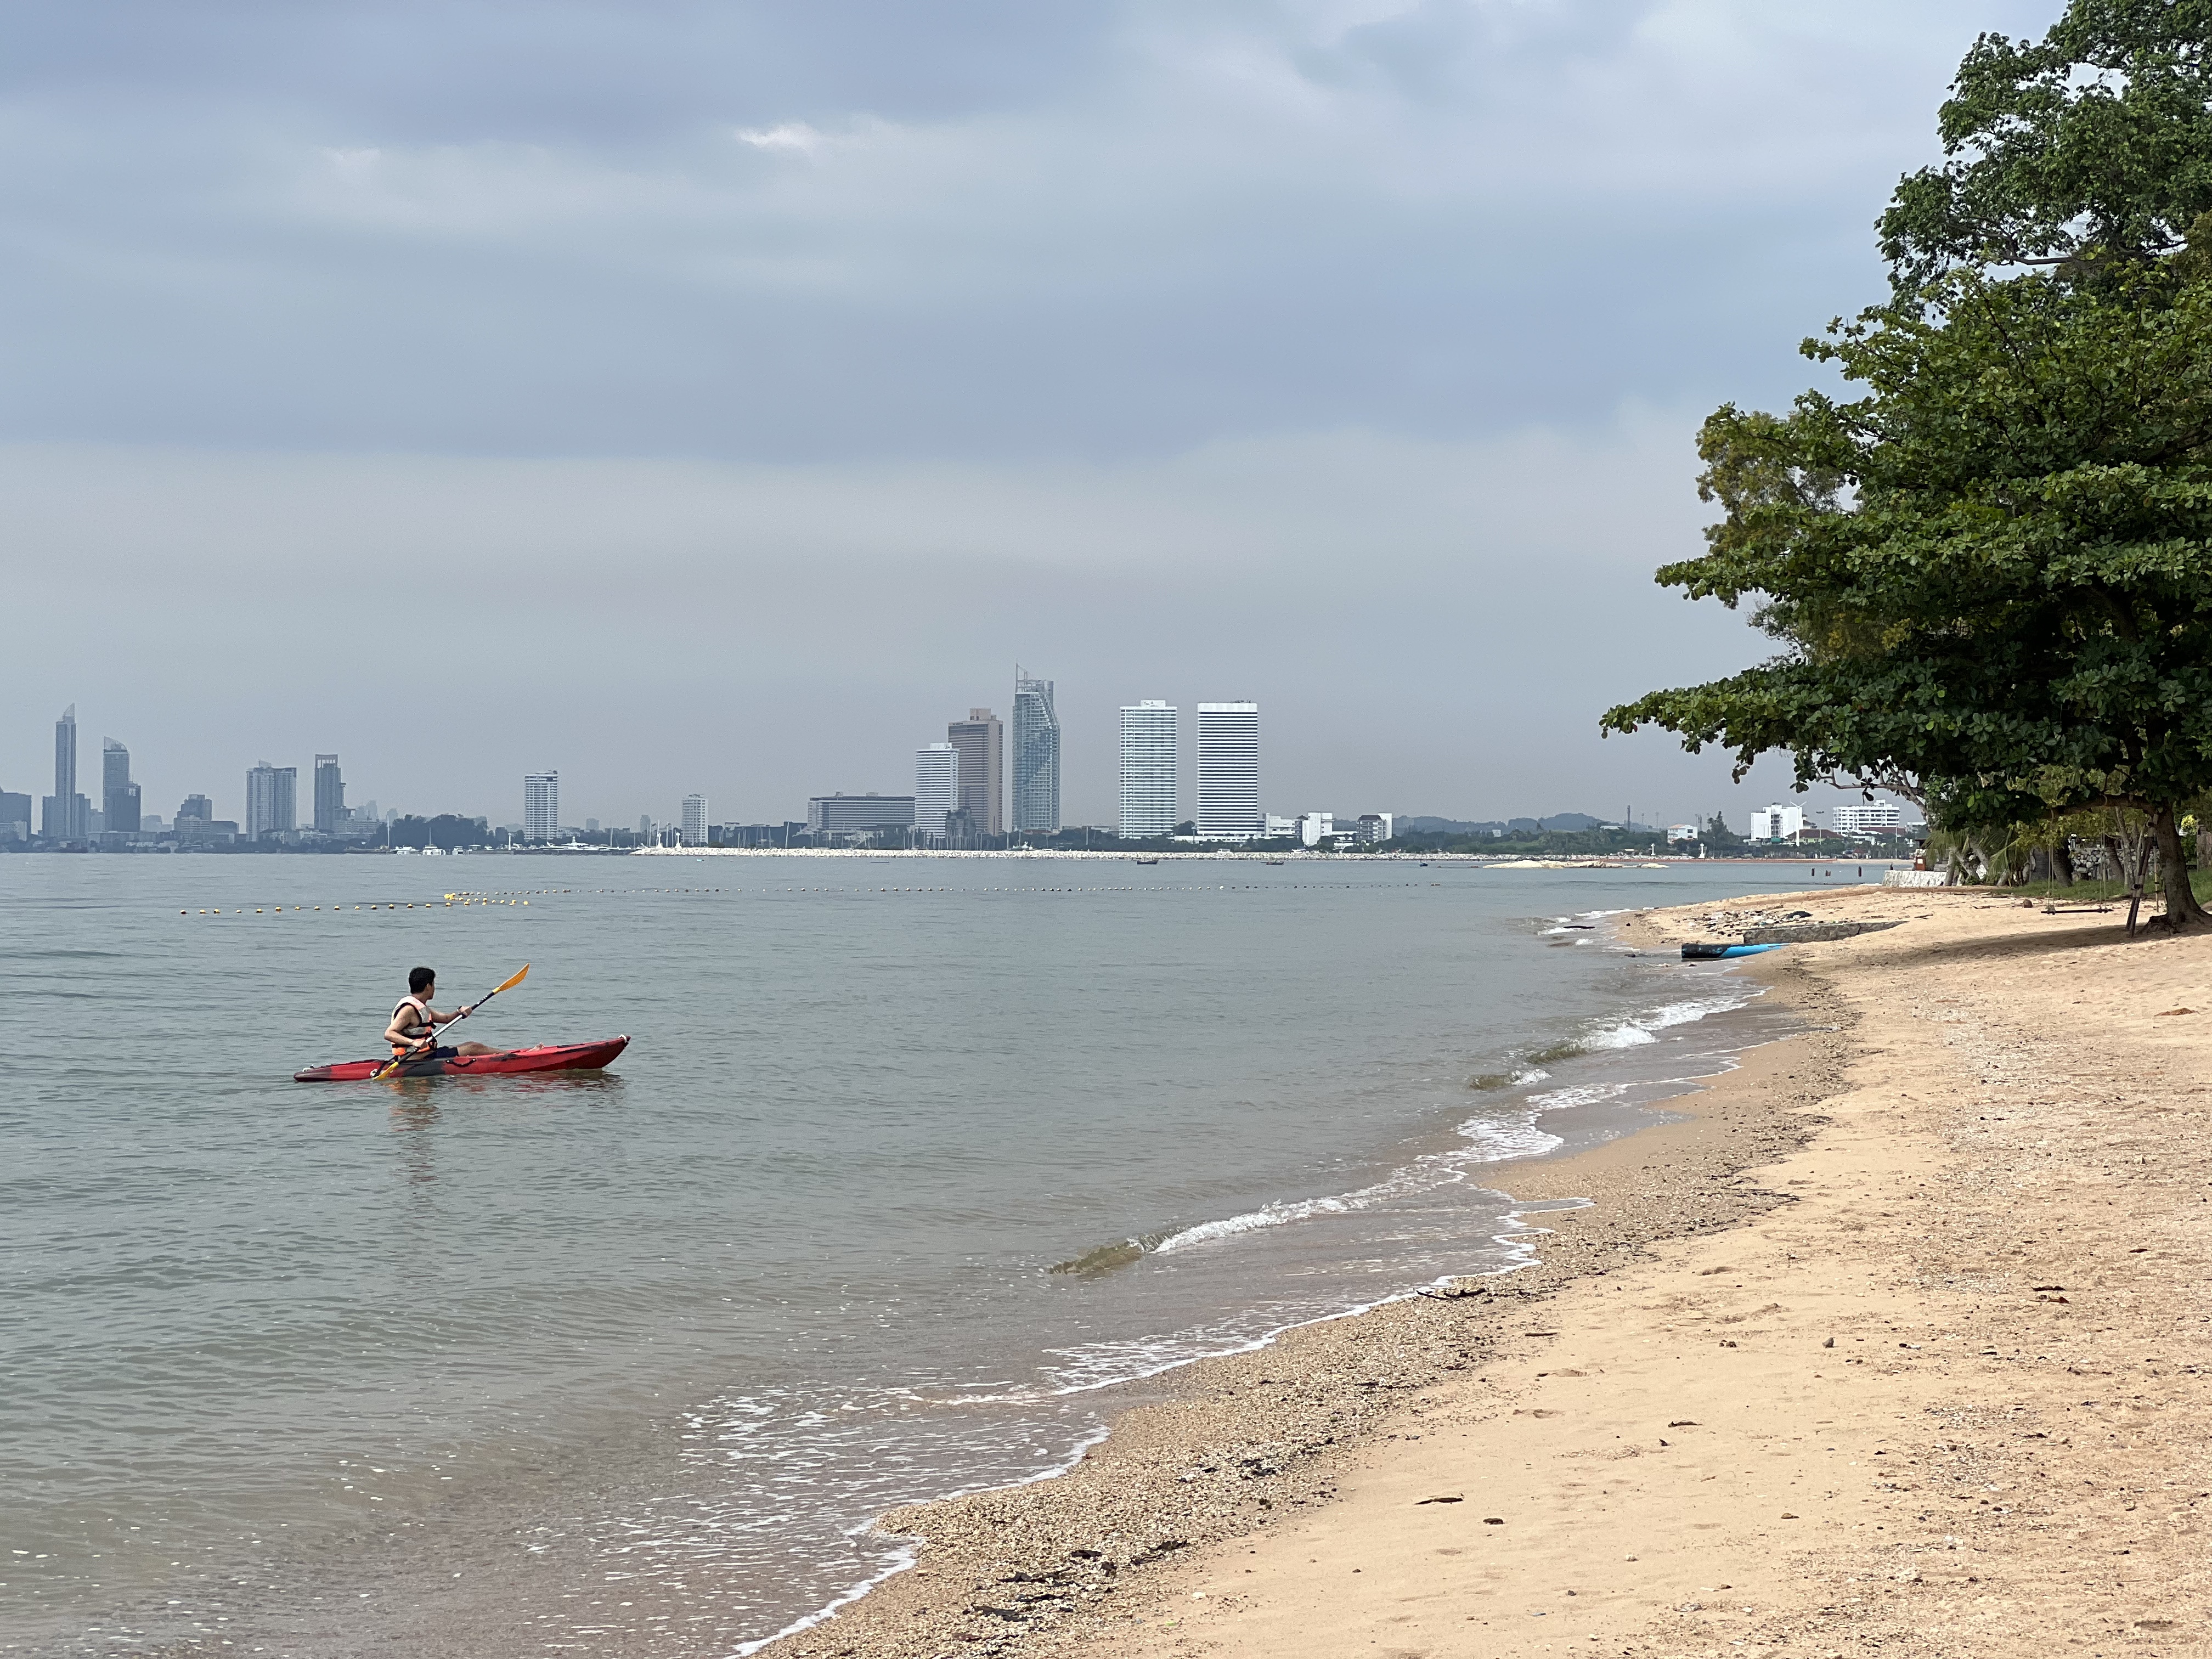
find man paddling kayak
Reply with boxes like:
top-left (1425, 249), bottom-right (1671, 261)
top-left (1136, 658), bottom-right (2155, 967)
top-left (384, 967), bottom-right (499, 1062)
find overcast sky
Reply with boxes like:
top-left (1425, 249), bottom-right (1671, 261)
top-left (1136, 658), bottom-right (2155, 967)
top-left (3, 0), bottom-right (2060, 830)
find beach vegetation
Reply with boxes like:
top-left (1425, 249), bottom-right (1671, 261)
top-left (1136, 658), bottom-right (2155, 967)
top-left (1604, 0), bottom-right (2212, 933)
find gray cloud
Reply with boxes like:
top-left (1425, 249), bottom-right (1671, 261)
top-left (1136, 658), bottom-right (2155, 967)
top-left (0, 2), bottom-right (2062, 828)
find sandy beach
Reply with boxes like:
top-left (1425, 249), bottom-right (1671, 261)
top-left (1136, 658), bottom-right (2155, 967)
top-left (760, 884), bottom-right (2209, 1658)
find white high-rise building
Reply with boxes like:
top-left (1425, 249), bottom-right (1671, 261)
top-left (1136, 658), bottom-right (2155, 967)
top-left (1832, 800), bottom-right (1906, 836)
top-left (915, 742), bottom-right (960, 838)
top-left (1118, 701), bottom-right (1178, 837)
top-left (680, 794), bottom-right (709, 847)
top-left (524, 772), bottom-right (560, 841)
top-left (1195, 701), bottom-right (1261, 839)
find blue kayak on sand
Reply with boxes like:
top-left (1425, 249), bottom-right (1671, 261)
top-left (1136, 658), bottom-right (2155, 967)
top-left (1679, 941), bottom-right (1784, 960)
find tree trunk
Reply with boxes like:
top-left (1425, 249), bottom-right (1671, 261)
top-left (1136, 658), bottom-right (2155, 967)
top-left (2151, 803), bottom-right (2209, 930)
top-left (2054, 839), bottom-right (2075, 885)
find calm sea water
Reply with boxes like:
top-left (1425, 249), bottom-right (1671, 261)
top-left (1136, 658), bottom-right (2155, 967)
top-left (0, 853), bottom-right (1875, 1655)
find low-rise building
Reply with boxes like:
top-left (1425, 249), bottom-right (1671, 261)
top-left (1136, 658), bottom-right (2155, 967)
top-left (1750, 804), bottom-right (1807, 843)
top-left (1355, 812), bottom-right (1395, 845)
top-left (807, 793), bottom-right (916, 838)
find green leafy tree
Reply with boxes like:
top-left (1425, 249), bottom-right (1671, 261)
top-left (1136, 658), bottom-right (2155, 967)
top-left (1604, 264), bottom-right (2212, 926)
top-left (1881, 0), bottom-right (2212, 287)
top-left (1604, 1), bottom-right (2212, 932)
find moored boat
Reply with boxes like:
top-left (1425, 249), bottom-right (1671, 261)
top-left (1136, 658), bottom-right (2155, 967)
top-left (294, 1036), bottom-right (629, 1082)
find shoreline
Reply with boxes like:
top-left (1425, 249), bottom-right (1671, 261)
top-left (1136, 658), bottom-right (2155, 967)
top-left (625, 846), bottom-right (1912, 866)
top-left (751, 911), bottom-right (1850, 1658)
top-left (756, 884), bottom-right (2209, 1658)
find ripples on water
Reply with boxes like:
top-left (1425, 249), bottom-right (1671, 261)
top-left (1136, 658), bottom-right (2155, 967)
top-left (0, 855), bottom-right (1861, 1655)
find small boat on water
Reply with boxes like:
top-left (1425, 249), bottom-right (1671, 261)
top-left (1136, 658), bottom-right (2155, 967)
top-left (1264, 860), bottom-right (1284, 866)
top-left (1134, 858), bottom-right (1160, 865)
top-left (294, 1037), bottom-right (629, 1082)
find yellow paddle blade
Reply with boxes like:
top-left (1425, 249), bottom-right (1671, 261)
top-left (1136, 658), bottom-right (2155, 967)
top-left (493, 963), bottom-right (531, 995)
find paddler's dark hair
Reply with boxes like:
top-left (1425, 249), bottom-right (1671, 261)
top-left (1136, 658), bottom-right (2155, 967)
top-left (409, 966), bottom-right (436, 994)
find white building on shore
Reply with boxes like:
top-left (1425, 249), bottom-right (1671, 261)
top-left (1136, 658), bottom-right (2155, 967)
top-left (1750, 803), bottom-right (1806, 842)
top-left (1118, 701), bottom-right (1178, 837)
top-left (1832, 800), bottom-right (1908, 836)
top-left (914, 743), bottom-right (960, 838)
top-left (1195, 701), bottom-right (1261, 839)
top-left (524, 771), bottom-right (560, 841)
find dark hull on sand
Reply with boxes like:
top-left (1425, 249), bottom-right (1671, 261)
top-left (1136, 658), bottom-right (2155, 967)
top-left (294, 1037), bottom-right (629, 1082)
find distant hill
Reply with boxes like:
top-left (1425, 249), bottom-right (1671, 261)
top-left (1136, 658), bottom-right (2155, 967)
top-left (1396, 812), bottom-right (1632, 835)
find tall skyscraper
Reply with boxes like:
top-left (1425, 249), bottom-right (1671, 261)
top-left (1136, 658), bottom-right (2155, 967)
top-left (1195, 701), bottom-right (1261, 839)
top-left (245, 763), bottom-right (297, 841)
top-left (946, 708), bottom-right (1004, 836)
top-left (313, 754), bottom-right (345, 833)
top-left (680, 794), bottom-right (708, 847)
top-left (103, 738), bottom-right (141, 834)
top-left (54, 705), bottom-right (75, 811)
top-left (42, 705), bottom-right (87, 841)
top-left (524, 772), bottom-right (559, 840)
top-left (1118, 701), bottom-right (1178, 837)
top-left (1011, 668), bottom-right (1060, 835)
top-left (914, 742), bottom-right (960, 838)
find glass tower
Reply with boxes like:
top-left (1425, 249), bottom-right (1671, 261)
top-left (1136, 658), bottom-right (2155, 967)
top-left (313, 754), bottom-right (345, 833)
top-left (1011, 668), bottom-right (1060, 834)
top-left (43, 705), bottom-right (87, 841)
top-left (103, 739), bottom-right (140, 834)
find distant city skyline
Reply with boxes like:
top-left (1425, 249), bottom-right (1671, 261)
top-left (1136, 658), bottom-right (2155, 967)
top-left (1, 686), bottom-right (1913, 847)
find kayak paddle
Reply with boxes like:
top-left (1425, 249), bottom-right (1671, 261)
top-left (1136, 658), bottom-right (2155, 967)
top-left (371, 963), bottom-right (531, 1080)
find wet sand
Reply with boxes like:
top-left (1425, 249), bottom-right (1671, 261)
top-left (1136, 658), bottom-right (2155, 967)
top-left (758, 884), bottom-right (2209, 1659)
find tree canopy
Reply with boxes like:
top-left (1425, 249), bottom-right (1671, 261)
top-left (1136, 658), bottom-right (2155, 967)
top-left (1881, 0), bottom-right (2212, 287)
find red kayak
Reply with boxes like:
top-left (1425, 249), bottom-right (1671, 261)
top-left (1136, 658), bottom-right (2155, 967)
top-left (293, 1037), bottom-right (629, 1082)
